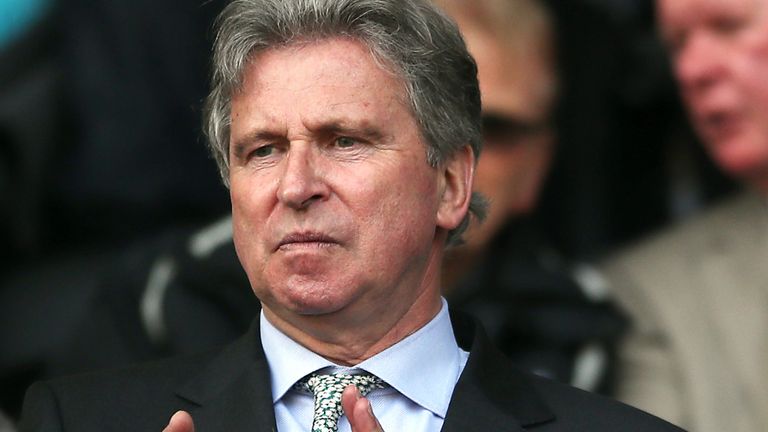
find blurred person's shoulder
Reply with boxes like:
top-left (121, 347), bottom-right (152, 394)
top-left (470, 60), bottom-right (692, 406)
top-left (599, 194), bottom-right (768, 432)
top-left (603, 191), bottom-right (764, 276)
top-left (599, 190), bottom-right (766, 334)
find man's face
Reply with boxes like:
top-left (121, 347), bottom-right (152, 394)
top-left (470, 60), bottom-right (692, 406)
top-left (228, 38), bottom-right (464, 329)
top-left (457, 20), bottom-right (555, 250)
top-left (660, 0), bottom-right (768, 190)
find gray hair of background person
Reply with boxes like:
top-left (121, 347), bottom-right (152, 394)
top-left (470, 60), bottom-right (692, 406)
top-left (203, 0), bottom-right (485, 245)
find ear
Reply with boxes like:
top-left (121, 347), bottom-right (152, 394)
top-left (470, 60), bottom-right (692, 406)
top-left (436, 145), bottom-right (474, 230)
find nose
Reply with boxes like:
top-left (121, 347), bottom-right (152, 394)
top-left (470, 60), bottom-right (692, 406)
top-left (276, 145), bottom-right (330, 210)
top-left (675, 32), bottom-right (726, 93)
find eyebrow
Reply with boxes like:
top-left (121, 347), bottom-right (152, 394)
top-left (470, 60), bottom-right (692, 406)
top-left (231, 119), bottom-right (388, 159)
top-left (312, 120), bottom-right (385, 142)
top-left (231, 130), bottom-right (285, 160)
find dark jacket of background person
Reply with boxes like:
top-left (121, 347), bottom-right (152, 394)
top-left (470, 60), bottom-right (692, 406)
top-left (0, 0), bottom-right (230, 273)
top-left (0, 0), bottom-right (229, 420)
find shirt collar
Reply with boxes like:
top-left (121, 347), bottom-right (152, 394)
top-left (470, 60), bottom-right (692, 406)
top-left (260, 312), bottom-right (334, 403)
top-left (260, 298), bottom-right (466, 418)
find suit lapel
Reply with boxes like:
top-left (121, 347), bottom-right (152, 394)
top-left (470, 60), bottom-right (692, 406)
top-left (175, 321), bottom-right (278, 432)
top-left (170, 311), bottom-right (557, 431)
top-left (442, 311), bottom-right (555, 431)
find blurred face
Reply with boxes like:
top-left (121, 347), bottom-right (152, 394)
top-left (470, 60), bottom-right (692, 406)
top-left (457, 20), bottom-right (556, 250)
top-left (228, 38), bottom-right (468, 333)
top-left (659, 0), bottom-right (768, 190)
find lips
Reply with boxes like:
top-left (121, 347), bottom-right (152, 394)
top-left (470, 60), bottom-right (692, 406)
top-left (276, 232), bottom-right (339, 251)
top-left (697, 109), bottom-right (743, 143)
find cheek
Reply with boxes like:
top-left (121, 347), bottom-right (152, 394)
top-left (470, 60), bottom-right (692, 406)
top-left (737, 31), bottom-right (768, 109)
top-left (229, 177), bottom-right (271, 269)
top-left (751, 63), bottom-right (768, 120)
top-left (474, 149), bottom-right (523, 194)
top-left (352, 162), bottom-right (438, 243)
top-left (230, 181), bottom-right (258, 229)
top-left (231, 206), bottom-right (260, 274)
top-left (229, 171), bottom-right (275, 219)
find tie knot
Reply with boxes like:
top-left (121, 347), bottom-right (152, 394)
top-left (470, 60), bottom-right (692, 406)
top-left (300, 372), bottom-right (386, 397)
top-left (296, 372), bottom-right (386, 432)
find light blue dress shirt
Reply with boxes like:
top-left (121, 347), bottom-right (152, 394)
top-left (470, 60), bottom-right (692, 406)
top-left (261, 298), bottom-right (469, 432)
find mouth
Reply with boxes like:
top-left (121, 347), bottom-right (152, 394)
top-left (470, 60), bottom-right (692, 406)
top-left (697, 108), bottom-right (743, 143)
top-left (275, 232), bottom-right (340, 251)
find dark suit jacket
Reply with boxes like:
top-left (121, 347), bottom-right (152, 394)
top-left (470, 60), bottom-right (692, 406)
top-left (19, 312), bottom-right (683, 431)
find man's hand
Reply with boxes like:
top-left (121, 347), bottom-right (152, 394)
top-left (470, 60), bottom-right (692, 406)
top-left (162, 410), bottom-right (195, 432)
top-left (342, 385), bottom-right (384, 432)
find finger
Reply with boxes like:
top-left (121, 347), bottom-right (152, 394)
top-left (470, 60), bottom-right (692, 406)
top-left (343, 385), bottom-right (383, 432)
top-left (162, 410), bottom-right (195, 432)
top-left (342, 385), bottom-right (362, 420)
top-left (352, 396), bottom-right (383, 432)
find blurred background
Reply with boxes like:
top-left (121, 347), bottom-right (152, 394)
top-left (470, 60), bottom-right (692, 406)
top-left (0, 0), bottom-right (740, 428)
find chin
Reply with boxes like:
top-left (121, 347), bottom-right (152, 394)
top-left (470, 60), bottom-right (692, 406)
top-left (277, 277), bottom-right (352, 316)
top-left (709, 133), bottom-right (768, 181)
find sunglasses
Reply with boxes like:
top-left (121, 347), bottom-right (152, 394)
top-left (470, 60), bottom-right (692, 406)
top-left (481, 113), bottom-right (551, 146)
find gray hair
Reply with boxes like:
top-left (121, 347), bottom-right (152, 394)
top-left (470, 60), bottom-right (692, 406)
top-left (204, 0), bottom-right (486, 245)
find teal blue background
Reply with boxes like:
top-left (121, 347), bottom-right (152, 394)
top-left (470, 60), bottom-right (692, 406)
top-left (0, 0), bottom-right (52, 50)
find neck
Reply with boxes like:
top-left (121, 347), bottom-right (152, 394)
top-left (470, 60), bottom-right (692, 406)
top-left (263, 289), bottom-right (441, 366)
top-left (263, 241), bottom-right (446, 366)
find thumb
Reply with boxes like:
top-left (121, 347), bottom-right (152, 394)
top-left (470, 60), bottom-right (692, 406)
top-left (343, 385), bottom-right (384, 432)
top-left (162, 410), bottom-right (195, 432)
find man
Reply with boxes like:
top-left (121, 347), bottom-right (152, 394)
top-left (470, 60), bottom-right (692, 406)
top-left (435, 0), bottom-right (626, 393)
top-left (603, 0), bottom-right (768, 431)
top-left (2, 0), bottom-right (620, 414)
top-left (20, 0), bottom-right (680, 431)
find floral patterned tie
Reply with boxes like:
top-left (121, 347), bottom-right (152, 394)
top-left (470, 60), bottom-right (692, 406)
top-left (295, 372), bottom-right (386, 432)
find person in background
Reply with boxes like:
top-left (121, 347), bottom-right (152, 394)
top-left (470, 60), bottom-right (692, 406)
top-left (435, 0), bottom-right (628, 394)
top-left (602, 0), bottom-right (768, 430)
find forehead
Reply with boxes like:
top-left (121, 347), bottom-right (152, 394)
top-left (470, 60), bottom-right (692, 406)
top-left (459, 19), bottom-right (554, 120)
top-left (247, 38), bottom-right (395, 93)
top-left (233, 37), bottom-right (411, 129)
top-left (659, 0), bottom-right (758, 28)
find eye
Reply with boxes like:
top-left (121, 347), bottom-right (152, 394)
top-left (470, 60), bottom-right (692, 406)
top-left (713, 15), bottom-right (745, 35)
top-left (334, 136), bottom-right (357, 148)
top-left (252, 145), bottom-right (274, 158)
top-left (482, 113), bottom-right (549, 147)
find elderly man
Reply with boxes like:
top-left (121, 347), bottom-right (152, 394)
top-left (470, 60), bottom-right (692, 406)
top-left (603, 0), bottom-right (768, 431)
top-left (20, 1), bottom-right (679, 431)
top-left (21, 0), bottom-right (622, 402)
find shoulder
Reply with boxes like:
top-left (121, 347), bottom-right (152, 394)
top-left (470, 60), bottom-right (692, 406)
top-left (524, 373), bottom-right (684, 431)
top-left (600, 192), bottom-right (764, 308)
top-left (599, 192), bottom-right (764, 301)
top-left (604, 192), bottom-right (759, 273)
top-left (51, 349), bottom-right (215, 395)
top-left (451, 313), bottom-right (685, 431)
top-left (19, 351), bottom-right (216, 432)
